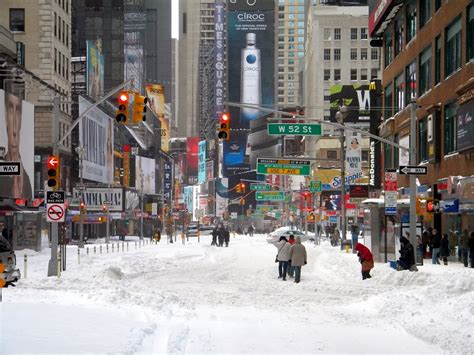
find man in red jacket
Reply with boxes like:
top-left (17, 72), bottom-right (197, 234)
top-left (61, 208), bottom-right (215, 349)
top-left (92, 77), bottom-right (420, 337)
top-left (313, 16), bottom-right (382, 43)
top-left (355, 243), bottom-right (374, 280)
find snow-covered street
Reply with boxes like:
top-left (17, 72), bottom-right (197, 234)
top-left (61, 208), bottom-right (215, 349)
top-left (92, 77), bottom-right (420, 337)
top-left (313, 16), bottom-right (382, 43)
top-left (1, 234), bottom-right (473, 354)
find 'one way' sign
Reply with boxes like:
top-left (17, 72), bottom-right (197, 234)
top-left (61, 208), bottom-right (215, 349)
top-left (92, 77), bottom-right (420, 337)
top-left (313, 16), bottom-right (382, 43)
top-left (0, 162), bottom-right (21, 176)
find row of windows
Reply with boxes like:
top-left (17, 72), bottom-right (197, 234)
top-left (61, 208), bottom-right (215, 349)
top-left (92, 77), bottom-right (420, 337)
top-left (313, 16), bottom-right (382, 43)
top-left (278, 21), bottom-right (305, 28)
top-left (55, 0), bottom-right (69, 14)
top-left (278, 44), bottom-right (305, 50)
top-left (278, 51), bottom-right (305, 58)
top-left (323, 27), bottom-right (368, 41)
top-left (278, 0), bottom-right (305, 4)
top-left (279, 28), bottom-right (305, 35)
top-left (384, 5), bottom-right (474, 117)
top-left (278, 5), bottom-right (305, 12)
top-left (323, 68), bottom-right (378, 82)
top-left (323, 48), bottom-right (378, 61)
top-left (279, 13), bottom-right (305, 20)
top-left (54, 12), bottom-right (69, 48)
top-left (54, 48), bottom-right (69, 81)
top-left (277, 89), bottom-right (296, 96)
top-left (278, 36), bottom-right (305, 43)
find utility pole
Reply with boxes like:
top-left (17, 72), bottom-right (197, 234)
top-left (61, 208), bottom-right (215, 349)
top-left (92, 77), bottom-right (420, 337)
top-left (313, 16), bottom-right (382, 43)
top-left (76, 146), bottom-right (85, 248)
top-left (336, 106), bottom-right (348, 244)
top-left (140, 169), bottom-right (144, 240)
top-left (409, 100), bottom-right (418, 263)
top-left (47, 96), bottom-right (60, 277)
top-left (105, 183), bottom-right (111, 244)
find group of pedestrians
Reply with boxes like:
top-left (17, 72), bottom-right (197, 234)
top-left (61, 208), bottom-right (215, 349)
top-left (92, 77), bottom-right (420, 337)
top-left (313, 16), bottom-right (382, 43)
top-left (273, 235), bottom-right (307, 283)
top-left (211, 225), bottom-right (230, 247)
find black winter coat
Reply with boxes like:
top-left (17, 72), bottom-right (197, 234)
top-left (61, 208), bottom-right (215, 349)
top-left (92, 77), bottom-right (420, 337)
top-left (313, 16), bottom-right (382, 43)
top-left (468, 237), bottom-right (474, 252)
top-left (440, 237), bottom-right (450, 257)
top-left (431, 234), bottom-right (441, 249)
top-left (399, 240), bottom-right (415, 268)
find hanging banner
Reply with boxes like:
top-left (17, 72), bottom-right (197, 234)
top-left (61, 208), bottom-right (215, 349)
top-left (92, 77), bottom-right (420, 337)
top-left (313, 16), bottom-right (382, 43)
top-left (345, 132), bottom-right (363, 182)
top-left (198, 140), bottom-right (206, 183)
top-left (163, 161), bottom-right (172, 201)
top-left (145, 84), bottom-right (169, 152)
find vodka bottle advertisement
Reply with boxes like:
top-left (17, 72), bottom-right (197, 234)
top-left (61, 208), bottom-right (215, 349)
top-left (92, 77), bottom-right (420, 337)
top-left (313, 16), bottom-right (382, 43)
top-left (240, 33), bottom-right (261, 121)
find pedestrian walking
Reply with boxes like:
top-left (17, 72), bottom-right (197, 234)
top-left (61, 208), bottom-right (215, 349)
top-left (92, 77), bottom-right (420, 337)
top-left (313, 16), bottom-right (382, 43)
top-left (248, 224), bottom-right (254, 237)
top-left (440, 233), bottom-right (450, 265)
top-left (287, 235), bottom-right (296, 278)
top-left (211, 227), bottom-right (218, 246)
top-left (218, 225), bottom-right (225, 247)
top-left (459, 229), bottom-right (469, 267)
top-left (397, 236), bottom-right (417, 271)
top-left (273, 236), bottom-right (291, 281)
top-left (468, 231), bottom-right (474, 268)
top-left (288, 236), bottom-right (307, 283)
top-left (224, 227), bottom-right (230, 247)
top-left (431, 229), bottom-right (441, 265)
top-left (354, 243), bottom-right (374, 280)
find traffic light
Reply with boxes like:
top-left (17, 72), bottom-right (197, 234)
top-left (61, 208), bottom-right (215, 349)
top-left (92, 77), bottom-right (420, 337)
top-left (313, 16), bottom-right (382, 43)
top-left (80, 201), bottom-right (86, 214)
top-left (239, 198), bottom-right (245, 205)
top-left (218, 112), bottom-right (230, 140)
top-left (115, 92), bottom-right (130, 124)
top-left (240, 183), bottom-right (245, 193)
top-left (236, 183), bottom-right (241, 193)
top-left (426, 199), bottom-right (440, 213)
top-left (102, 204), bottom-right (108, 213)
top-left (47, 155), bottom-right (60, 190)
top-left (133, 94), bottom-right (148, 123)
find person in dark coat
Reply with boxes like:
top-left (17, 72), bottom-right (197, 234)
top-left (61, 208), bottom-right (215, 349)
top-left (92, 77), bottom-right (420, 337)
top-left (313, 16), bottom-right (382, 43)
top-left (355, 243), bottom-right (374, 280)
top-left (430, 229), bottom-right (441, 265)
top-left (459, 229), bottom-right (469, 267)
top-left (288, 236), bottom-right (307, 283)
top-left (398, 236), bottom-right (417, 271)
top-left (218, 226), bottom-right (225, 247)
top-left (211, 227), bottom-right (218, 246)
top-left (468, 231), bottom-right (474, 268)
top-left (224, 228), bottom-right (230, 247)
top-left (439, 233), bottom-right (450, 265)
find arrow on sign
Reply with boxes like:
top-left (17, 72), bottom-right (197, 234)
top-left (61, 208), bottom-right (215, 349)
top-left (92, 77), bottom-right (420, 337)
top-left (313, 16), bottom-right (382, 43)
top-left (398, 166), bottom-right (427, 175)
top-left (48, 156), bottom-right (59, 168)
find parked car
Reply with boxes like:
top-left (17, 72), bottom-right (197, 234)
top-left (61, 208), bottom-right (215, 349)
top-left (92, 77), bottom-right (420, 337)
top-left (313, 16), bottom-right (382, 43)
top-left (267, 227), bottom-right (314, 243)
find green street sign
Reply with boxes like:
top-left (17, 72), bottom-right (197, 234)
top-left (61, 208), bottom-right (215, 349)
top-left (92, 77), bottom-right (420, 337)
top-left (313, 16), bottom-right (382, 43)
top-left (310, 181), bottom-right (322, 192)
top-left (256, 158), bottom-right (311, 176)
top-left (267, 123), bottom-right (321, 136)
top-left (250, 183), bottom-right (271, 191)
top-left (256, 191), bottom-right (286, 201)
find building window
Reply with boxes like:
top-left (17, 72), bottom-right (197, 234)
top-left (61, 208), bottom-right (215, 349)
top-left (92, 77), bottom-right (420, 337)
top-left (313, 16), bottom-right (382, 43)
top-left (350, 69), bottom-right (357, 81)
top-left (54, 48), bottom-right (57, 73)
top-left (324, 49), bottom-right (331, 60)
top-left (395, 14), bottom-right (405, 56)
top-left (435, 0), bottom-right (442, 11)
top-left (444, 102), bottom-right (458, 155)
top-left (445, 16), bottom-right (462, 76)
top-left (350, 28), bottom-right (357, 40)
top-left (419, 118), bottom-right (428, 162)
top-left (327, 150), bottom-right (338, 160)
top-left (371, 68), bottom-right (378, 80)
top-left (371, 48), bottom-right (378, 60)
top-left (10, 8), bottom-right (25, 32)
top-left (384, 83), bottom-right (393, 118)
top-left (435, 35), bottom-right (442, 84)
top-left (361, 27), bottom-right (368, 40)
top-left (360, 69), bottom-right (368, 81)
top-left (469, 5), bottom-right (474, 62)
top-left (58, 16), bottom-right (62, 41)
top-left (360, 48), bottom-right (368, 60)
top-left (324, 28), bottom-right (331, 40)
top-left (384, 30), bottom-right (393, 67)
top-left (419, 46), bottom-right (432, 95)
top-left (420, 0), bottom-right (431, 28)
top-left (350, 48), bottom-right (357, 60)
top-left (405, 60), bottom-right (417, 103)
top-left (54, 12), bottom-right (57, 37)
top-left (406, 0), bottom-right (417, 43)
top-left (324, 69), bottom-right (330, 81)
top-left (334, 48), bottom-right (341, 61)
top-left (334, 28), bottom-right (341, 40)
top-left (334, 69), bottom-right (341, 81)
top-left (395, 72), bottom-right (405, 113)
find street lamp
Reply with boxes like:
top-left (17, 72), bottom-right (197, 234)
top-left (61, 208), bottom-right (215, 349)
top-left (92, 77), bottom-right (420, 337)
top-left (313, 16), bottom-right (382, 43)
top-left (140, 169), bottom-right (144, 240)
top-left (75, 146), bottom-right (85, 248)
top-left (335, 105), bottom-right (348, 244)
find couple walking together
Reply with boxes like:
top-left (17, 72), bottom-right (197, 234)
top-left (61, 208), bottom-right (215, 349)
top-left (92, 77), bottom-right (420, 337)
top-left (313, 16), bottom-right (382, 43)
top-left (273, 235), bottom-right (307, 283)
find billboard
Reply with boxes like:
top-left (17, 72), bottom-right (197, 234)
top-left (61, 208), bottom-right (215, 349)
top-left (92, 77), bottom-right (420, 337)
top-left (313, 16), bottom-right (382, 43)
top-left (186, 137), bottom-right (199, 185)
top-left (345, 132), bottom-right (363, 182)
top-left (320, 191), bottom-right (342, 211)
top-left (198, 140), bottom-right (206, 183)
top-left (72, 187), bottom-right (123, 212)
top-left (79, 97), bottom-right (114, 184)
top-left (86, 39), bottom-right (104, 100)
top-left (214, 0), bottom-right (225, 120)
top-left (457, 100), bottom-right (474, 152)
top-left (163, 161), bottom-right (172, 201)
top-left (225, 0), bottom-right (275, 176)
top-left (0, 90), bottom-right (34, 199)
top-left (329, 84), bottom-right (372, 123)
top-left (135, 156), bottom-right (156, 194)
top-left (315, 168), bottom-right (368, 191)
top-left (145, 84), bottom-right (169, 152)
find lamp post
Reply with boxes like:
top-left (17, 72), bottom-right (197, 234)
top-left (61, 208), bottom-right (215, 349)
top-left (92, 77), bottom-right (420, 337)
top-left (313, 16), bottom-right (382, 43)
top-left (75, 146), bottom-right (85, 248)
top-left (140, 169), bottom-right (144, 240)
top-left (335, 106), bottom-right (348, 244)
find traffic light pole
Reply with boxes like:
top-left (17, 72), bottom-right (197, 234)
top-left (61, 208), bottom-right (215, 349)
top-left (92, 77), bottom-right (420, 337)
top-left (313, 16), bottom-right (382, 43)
top-left (410, 100), bottom-right (417, 264)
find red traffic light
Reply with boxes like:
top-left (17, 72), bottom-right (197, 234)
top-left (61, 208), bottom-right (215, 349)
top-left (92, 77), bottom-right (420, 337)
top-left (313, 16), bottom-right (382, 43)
top-left (118, 93), bottom-right (129, 103)
top-left (47, 156), bottom-right (59, 169)
top-left (221, 112), bottom-right (229, 122)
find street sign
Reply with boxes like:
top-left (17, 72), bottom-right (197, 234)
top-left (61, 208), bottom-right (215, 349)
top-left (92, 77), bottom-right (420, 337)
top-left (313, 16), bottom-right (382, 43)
top-left (267, 123), bottom-right (321, 136)
top-left (47, 204), bottom-right (65, 222)
top-left (256, 191), bottom-right (286, 201)
top-left (46, 191), bottom-right (65, 204)
top-left (250, 183), bottom-right (271, 191)
top-left (256, 158), bottom-right (311, 176)
top-left (385, 191), bottom-right (397, 216)
top-left (398, 165), bottom-right (427, 175)
top-left (0, 162), bottom-right (21, 176)
top-left (309, 181), bottom-right (322, 192)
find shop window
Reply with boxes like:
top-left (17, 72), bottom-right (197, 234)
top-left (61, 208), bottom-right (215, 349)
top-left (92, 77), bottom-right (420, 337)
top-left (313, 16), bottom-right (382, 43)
top-left (420, 0), bottom-right (431, 28)
top-left (467, 4), bottom-right (474, 62)
top-left (444, 102), bottom-right (458, 155)
top-left (419, 46), bottom-right (432, 95)
top-left (405, 60), bottom-right (417, 103)
top-left (384, 30), bottom-right (393, 68)
top-left (9, 8), bottom-right (25, 32)
top-left (406, 0), bottom-right (417, 43)
top-left (435, 35), bottom-right (442, 84)
top-left (395, 72), bottom-right (405, 113)
top-left (419, 118), bottom-right (428, 162)
top-left (445, 16), bottom-right (461, 76)
top-left (384, 82), bottom-right (393, 118)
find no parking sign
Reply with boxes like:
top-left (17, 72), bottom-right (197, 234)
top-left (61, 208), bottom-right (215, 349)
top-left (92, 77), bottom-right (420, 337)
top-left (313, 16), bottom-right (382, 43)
top-left (46, 191), bottom-right (65, 223)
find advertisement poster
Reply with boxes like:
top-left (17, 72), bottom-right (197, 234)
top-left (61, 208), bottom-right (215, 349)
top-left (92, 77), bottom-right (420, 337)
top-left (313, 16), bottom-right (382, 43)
top-left (225, 0), bottom-right (275, 176)
top-left (198, 140), bottom-right (206, 184)
top-left (184, 186), bottom-right (193, 213)
top-left (79, 97), bottom-right (114, 184)
top-left (320, 191), bottom-right (341, 211)
top-left (145, 84), bottom-right (169, 152)
top-left (345, 132), bottom-right (363, 181)
top-left (186, 137), bottom-right (199, 185)
top-left (135, 156), bottom-right (156, 194)
top-left (163, 161), bottom-right (172, 201)
top-left (457, 100), bottom-right (474, 152)
top-left (215, 178), bottom-right (229, 219)
top-left (86, 39), bottom-right (104, 100)
top-left (329, 84), bottom-right (372, 123)
top-left (0, 90), bottom-right (34, 199)
top-left (315, 168), bottom-right (368, 191)
top-left (72, 188), bottom-right (123, 212)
